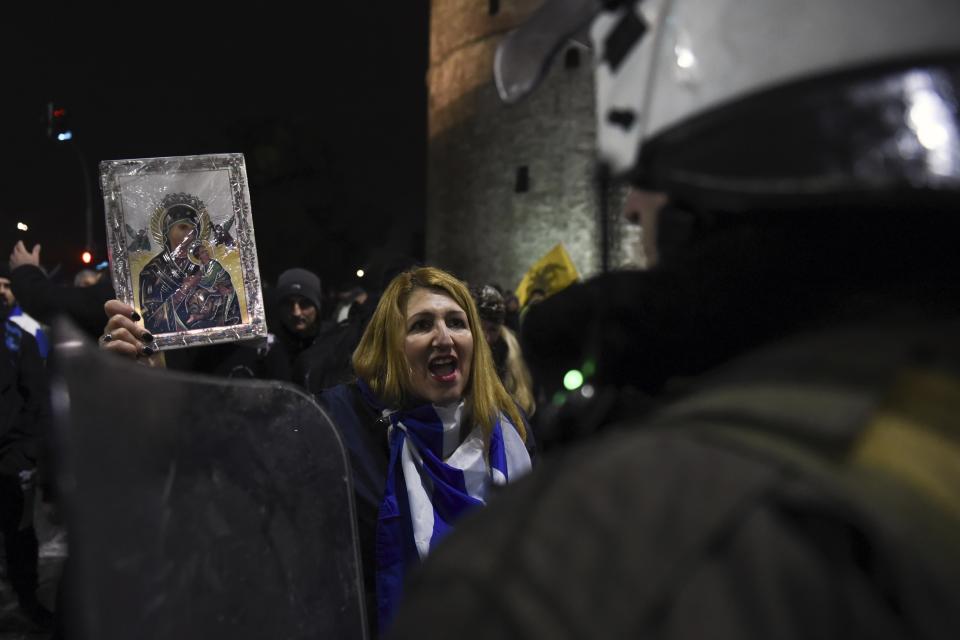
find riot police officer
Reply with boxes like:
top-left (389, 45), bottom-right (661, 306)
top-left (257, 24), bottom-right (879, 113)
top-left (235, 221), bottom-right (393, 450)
top-left (389, 1), bottom-right (960, 638)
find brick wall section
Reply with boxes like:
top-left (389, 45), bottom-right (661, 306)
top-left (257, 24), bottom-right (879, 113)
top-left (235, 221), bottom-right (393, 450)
top-left (429, 0), bottom-right (543, 67)
top-left (427, 0), bottom-right (639, 293)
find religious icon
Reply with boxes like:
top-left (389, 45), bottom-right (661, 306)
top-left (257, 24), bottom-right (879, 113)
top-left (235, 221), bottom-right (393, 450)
top-left (138, 192), bottom-right (243, 333)
top-left (101, 154), bottom-right (266, 350)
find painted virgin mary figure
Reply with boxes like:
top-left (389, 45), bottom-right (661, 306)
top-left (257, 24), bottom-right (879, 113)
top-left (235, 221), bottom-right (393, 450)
top-left (139, 193), bottom-right (241, 334)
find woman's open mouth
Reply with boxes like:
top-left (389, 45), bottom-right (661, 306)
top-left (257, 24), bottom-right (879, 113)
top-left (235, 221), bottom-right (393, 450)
top-left (428, 356), bottom-right (459, 383)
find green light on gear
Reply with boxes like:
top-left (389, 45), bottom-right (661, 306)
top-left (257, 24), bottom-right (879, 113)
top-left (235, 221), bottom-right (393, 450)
top-left (563, 369), bottom-right (584, 391)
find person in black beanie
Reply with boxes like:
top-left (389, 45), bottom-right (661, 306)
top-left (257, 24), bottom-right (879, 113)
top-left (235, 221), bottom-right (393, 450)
top-left (273, 268), bottom-right (325, 373)
top-left (293, 254), bottom-right (421, 392)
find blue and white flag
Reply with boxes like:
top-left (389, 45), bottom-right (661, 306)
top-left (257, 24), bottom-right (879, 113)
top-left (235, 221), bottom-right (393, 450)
top-left (9, 305), bottom-right (49, 359)
top-left (369, 384), bottom-right (531, 631)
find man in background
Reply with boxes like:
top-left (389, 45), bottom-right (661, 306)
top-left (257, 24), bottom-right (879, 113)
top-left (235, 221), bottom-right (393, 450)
top-left (1, 263), bottom-right (49, 359)
top-left (273, 268), bottom-right (325, 376)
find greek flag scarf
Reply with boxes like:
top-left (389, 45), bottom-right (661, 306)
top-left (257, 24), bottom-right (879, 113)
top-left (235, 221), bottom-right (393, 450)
top-left (8, 305), bottom-right (49, 358)
top-left (360, 381), bottom-right (532, 630)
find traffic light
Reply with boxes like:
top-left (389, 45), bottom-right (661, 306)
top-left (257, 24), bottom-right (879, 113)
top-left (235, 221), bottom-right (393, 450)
top-left (47, 102), bottom-right (73, 141)
top-left (81, 250), bottom-right (92, 264)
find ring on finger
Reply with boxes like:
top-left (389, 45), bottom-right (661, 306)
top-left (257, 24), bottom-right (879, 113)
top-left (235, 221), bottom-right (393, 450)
top-left (99, 333), bottom-right (114, 345)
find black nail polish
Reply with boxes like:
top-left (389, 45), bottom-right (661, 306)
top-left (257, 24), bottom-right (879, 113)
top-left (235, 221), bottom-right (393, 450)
top-left (142, 345), bottom-right (156, 356)
top-left (140, 332), bottom-right (154, 343)
top-left (130, 311), bottom-right (142, 322)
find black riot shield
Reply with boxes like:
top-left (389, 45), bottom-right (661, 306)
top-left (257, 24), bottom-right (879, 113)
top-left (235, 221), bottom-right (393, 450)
top-left (49, 319), bottom-right (367, 639)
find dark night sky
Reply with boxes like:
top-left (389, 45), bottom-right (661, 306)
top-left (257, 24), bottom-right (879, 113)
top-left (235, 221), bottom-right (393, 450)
top-left (0, 2), bottom-right (430, 292)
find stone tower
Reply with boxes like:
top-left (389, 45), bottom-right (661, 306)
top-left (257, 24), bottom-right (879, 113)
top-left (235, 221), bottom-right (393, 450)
top-left (426, 0), bottom-right (639, 293)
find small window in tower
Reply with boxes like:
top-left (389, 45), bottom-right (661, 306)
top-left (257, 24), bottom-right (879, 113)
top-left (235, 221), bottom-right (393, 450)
top-left (515, 166), bottom-right (530, 193)
top-left (489, 0), bottom-right (500, 16)
top-left (564, 48), bottom-right (581, 69)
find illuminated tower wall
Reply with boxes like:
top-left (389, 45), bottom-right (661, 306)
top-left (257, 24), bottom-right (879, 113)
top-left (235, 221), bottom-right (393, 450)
top-left (426, 0), bottom-right (639, 292)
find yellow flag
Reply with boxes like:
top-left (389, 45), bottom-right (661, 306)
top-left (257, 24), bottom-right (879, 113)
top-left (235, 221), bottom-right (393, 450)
top-left (514, 243), bottom-right (580, 308)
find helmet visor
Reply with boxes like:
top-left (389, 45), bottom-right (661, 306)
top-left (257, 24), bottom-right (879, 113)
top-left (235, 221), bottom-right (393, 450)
top-left (494, 0), bottom-right (602, 103)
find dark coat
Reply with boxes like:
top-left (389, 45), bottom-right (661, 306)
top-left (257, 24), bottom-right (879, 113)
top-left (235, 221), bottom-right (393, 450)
top-left (11, 264), bottom-right (114, 340)
top-left (391, 320), bottom-right (960, 640)
top-left (0, 320), bottom-right (47, 475)
top-left (317, 382), bottom-right (389, 634)
top-left (391, 209), bottom-right (960, 640)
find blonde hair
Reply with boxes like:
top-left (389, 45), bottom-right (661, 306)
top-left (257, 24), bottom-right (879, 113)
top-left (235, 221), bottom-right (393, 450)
top-left (499, 326), bottom-right (536, 418)
top-left (352, 266), bottom-right (526, 441)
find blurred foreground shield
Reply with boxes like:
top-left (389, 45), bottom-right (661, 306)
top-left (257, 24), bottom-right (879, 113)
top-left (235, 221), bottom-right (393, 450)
top-left (50, 319), bottom-right (366, 639)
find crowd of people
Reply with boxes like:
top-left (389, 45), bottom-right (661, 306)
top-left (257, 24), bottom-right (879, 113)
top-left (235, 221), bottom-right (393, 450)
top-left (3, 0), bottom-right (960, 637)
top-left (1, 230), bottom-right (546, 636)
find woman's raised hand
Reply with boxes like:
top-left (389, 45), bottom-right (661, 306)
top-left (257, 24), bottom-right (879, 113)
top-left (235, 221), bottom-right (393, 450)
top-left (100, 300), bottom-right (161, 365)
